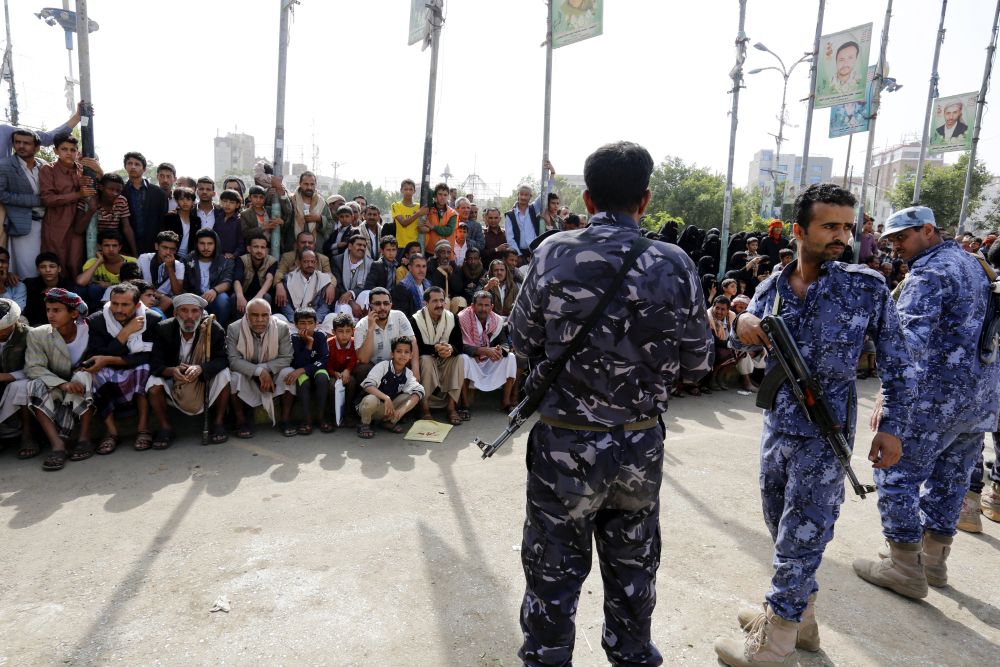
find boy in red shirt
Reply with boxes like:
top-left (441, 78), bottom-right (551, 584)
top-left (326, 312), bottom-right (358, 425)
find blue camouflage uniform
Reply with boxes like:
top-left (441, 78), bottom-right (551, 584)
top-left (509, 211), bottom-right (712, 667)
top-left (734, 260), bottom-right (914, 623)
top-left (875, 240), bottom-right (1000, 541)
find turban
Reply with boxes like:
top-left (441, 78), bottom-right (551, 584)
top-left (43, 288), bottom-right (87, 318)
top-left (172, 293), bottom-right (209, 309)
top-left (0, 298), bottom-right (20, 328)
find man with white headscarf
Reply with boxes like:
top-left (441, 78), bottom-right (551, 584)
top-left (146, 292), bottom-right (231, 449)
top-left (0, 298), bottom-right (32, 453)
top-left (82, 282), bottom-right (161, 454)
top-left (226, 298), bottom-right (294, 437)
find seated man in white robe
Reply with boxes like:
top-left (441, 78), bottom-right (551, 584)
top-left (278, 249), bottom-right (332, 322)
top-left (226, 298), bottom-right (294, 437)
top-left (458, 291), bottom-right (517, 412)
top-left (0, 299), bottom-right (33, 451)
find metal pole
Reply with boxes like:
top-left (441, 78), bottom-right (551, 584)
top-left (541, 0), bottom-right (553, 207)
top-left (718, 0), bottom-right (748, 280)
top-left (959, 0), bottom-right (1000, 234)
top-left (75, 0), bottom-right (93, 158)
top-left (3, 0), bottom-right (18, 125)
top-left (843, 133), bottom-right (853, 187)
top-left (913, 0), bottom-right (947, 205)
top-left (800, 0), bottom-right (825, 187)
top-left (419, 1), bottom-right (444, 208)
top-left (855, 0), bottom-right (893, 254)
top-left (272, 0), bottom-right (292, 180)
top-left (770, 74), bottom-right (789, 217)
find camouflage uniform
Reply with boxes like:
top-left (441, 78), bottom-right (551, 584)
top-left (875, 240), bottom-right (1000, 541)
top-left (734, 260), bottom-right (914, 622)
top-left (509, 212), bottom-right (712, 666)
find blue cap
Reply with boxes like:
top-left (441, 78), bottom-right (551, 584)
top-left (881, 206), bottom-right (936, 238)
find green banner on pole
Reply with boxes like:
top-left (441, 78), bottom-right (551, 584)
top-left (814, 23), bottom-right (873, 109)
top-left (928, 91), bottom-right (978, 154)
top-left (552, 0), bottom-right (603, 49)
top-left (829, 65), bottom-right (876, 138)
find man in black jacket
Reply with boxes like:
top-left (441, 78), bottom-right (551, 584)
top-left (363, 236), bottom-right (400, 291)
top-left (82, 282), bottom-right (161, 453)
top-left (146, 293), bottom-right (231, 448)
top-left (122, 151), bottom-right (169, 254)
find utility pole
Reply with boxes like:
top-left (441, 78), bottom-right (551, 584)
top-left (719, 0), bottom-right (748, 280)
top-left (855, 0), bottom-right (893, 253)
top-left (913, 0), bottom-right (947, 205)
top-left (273, 0), bottom-right (297, 182)
top-left (3, 0), bottom-right (18, 125)
top-left (271, 0), bottom-right (297, 255)
top-left (419, 0), bottom-right (445, 207)
top-left (75, 0), bottom-right (94, 159)
top-left (843, 133), bottom-right (853, 187)
top-left (541, 0), bottom-right (554, 203)
top-left (959, 0), bottom-right (1000, 234)
top-left (800, 0), bottom-right (826, 187)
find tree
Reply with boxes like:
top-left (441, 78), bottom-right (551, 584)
top-left (889, 153), bottom-right (992, 231)
top-left (647, 155), bottom-right (756, 231)
top-left (337, 179), bottom-right (398, 212)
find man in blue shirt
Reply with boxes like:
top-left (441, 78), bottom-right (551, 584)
top-left (854, 206), bottom-right (1000, 598)
top-left (715, 184), bottom-right (915, 667)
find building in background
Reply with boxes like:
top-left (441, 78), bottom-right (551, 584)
top-left (747, 149), bottom-right (833, 216)
top-left (214, 132), bottom-right (256, 183)
top-left (865, 141), bottom-right (944, 224)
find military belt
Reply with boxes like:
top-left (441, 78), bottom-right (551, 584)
top-left (540, 416), bottom-right (659, 432)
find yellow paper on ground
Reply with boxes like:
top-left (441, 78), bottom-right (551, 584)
top-left (404, 419), bottom-right (453, 443)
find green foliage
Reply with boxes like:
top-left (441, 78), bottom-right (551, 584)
top-left (641, 212), bottom-right (684, 233)
top-left (337, 179), bottom-right (399, 212)
top-left (647, 156), bottom-right (755, 232)
top-left (890, 153), bottom-right (992, 231)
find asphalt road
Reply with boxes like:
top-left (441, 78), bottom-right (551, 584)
top-left (0, 382), bottom-right (997, 666)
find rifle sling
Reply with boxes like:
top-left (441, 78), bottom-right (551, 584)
top-left (522, 236), bottom-right (652, 416)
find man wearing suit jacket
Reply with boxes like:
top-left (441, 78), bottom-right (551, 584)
top-left (0, 129), bottom-right (48, 278)
top-left (331, 233), bottom-right (374, 320)
top-left (146, 292), bottom-right (231, 448)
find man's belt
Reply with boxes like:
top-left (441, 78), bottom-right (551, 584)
top-left (540, 415), bottom-right (659, 432)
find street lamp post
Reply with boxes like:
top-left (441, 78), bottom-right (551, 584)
top-left (749, 44), bottom-right (811, 218)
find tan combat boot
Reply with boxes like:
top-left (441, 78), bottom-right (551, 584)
top-left (982, 481), bottom-right (1000, 522)
top-left (737, 595), bottom-right (819, 651)
top-left (853, 540), bottom-right (928, 599)
top-left (922, 531), bottom-right (953, 587)
top-left (715, 606), bottom-right (798, 667)
top-left (957, 491), bottom-right (983, 533)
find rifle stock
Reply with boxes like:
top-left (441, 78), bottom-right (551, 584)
top-left (759, 315), bottom-right (877, 499)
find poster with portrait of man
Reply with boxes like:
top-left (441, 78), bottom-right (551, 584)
top-left (829, 66), bottom-right (876, 138)
top-left (408, 0), bottom-right (430, 46)
top-left (552, 0), bottom-right (603, 49)
top-left (928, 91), bottom-right (978, 154)
top-left (814, 23), bottom-right (873, 108)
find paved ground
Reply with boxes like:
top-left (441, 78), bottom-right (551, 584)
top-left (1, 383), bottom-right (998, 666)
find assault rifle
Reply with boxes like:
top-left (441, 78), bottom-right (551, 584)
top-left (473, 395), bottom-right (530, 459)
top-left (755, 314), bottom-right (877, 499)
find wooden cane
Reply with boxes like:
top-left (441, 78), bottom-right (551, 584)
top-left (201, 314), bottom-right (216, 445)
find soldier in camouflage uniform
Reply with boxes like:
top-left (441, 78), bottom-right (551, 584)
top-left (854, 206), bottom-right (1000, 597)
top-left (714, 184), bottom-right (915, 667)
top-left (509, 141), bottom-right (712, 667)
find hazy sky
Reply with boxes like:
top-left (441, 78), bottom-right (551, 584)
top-left (4, 0), bottom-right (994, 196)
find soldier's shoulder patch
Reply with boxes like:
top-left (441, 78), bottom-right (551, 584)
top-left (840, 262), bottom-right (886, 283)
